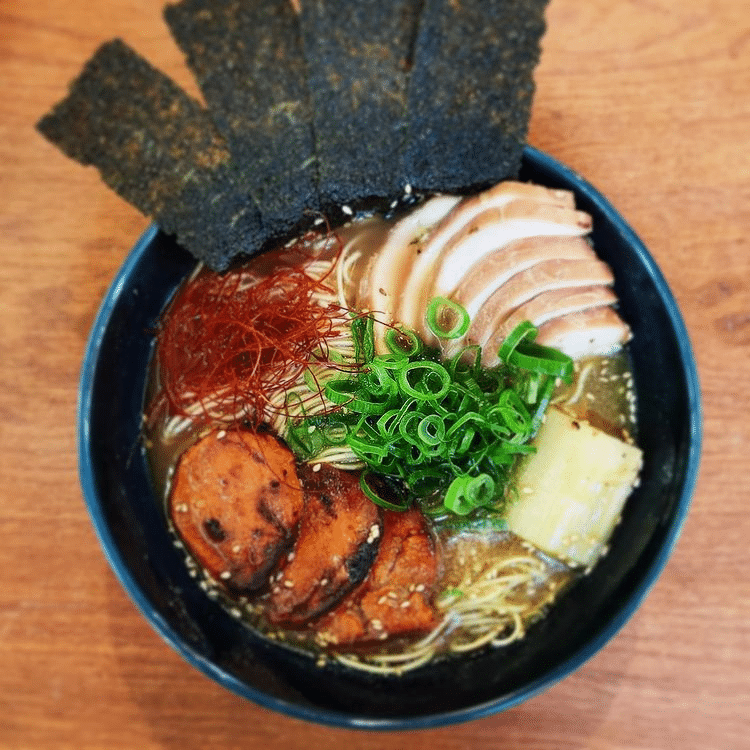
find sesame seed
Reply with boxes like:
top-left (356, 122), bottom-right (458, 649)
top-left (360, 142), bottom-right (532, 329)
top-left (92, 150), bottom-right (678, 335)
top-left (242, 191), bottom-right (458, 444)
top-left (400, 600), bottom-right (410, 609)
top-left (220, 571), bottom-right (232, 580)
top-left (216, 430), bottom-right (226, 440)
top-left (320, 578), bottom-right (328, 586)
top-left (371, 619), bottom-right (383, 631)
top-left (342, 205), bottom-right (353, 216)
top-left (312, 463), bottom-right (322, 473)
top-left (284, 580), bottom-right (294, 588)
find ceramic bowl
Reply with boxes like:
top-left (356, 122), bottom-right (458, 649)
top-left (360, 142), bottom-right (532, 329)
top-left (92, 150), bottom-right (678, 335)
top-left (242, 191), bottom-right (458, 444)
top-left (78, 146), bottom-right (702, 729)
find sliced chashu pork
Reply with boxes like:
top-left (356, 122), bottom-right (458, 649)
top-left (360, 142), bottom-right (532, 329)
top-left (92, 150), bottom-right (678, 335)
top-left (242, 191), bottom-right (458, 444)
top-left (360, 194), bottom-right (460, 353)
top-left (461, 258), bottom-right (615, 366)
top-left (169, 430), bottom-right (304, 593)
top-left (264, 463), bottom-right (381, 626)
top-left (394, 182), bottom-right (581, 343)
top-left (535, 306), bottom-right (632, 359)
top-left (314, 508), bottom-right (438, 647)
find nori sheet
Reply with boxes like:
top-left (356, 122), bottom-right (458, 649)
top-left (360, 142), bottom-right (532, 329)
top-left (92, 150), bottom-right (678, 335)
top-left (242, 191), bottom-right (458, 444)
top-left (298, 0), bottom-right (423, 207)
top-left (36, 39), bottom-right (265, 271)
top-left (164, 0), bottom-right (319, 235)
top-left (402, 0), bottom-right (548, 193)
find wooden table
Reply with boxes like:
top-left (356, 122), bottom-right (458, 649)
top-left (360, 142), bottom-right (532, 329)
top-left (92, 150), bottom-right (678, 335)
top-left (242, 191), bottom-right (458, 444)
top-left (2, 1), bottom-right (749, 747)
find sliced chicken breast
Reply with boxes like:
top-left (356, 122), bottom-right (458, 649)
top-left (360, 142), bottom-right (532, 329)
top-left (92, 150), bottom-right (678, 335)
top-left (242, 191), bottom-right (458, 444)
top-left (482, 285), bottom-right (619, 363)
top-left (451, 235), bottom-right (596, 323)
top-left (360, 194), bottom-right (460, 353)
top-left (431, 201), bottom-right (593, 300)
top-left (465, 258), bottom-right (615, 364)
top-left (536, 306), bottom-right (632, 359)
top-left (396, 183), bottom-right (579, 342)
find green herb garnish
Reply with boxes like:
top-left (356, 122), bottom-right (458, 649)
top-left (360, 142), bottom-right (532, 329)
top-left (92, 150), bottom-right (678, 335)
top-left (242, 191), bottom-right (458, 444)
top-left (286, 305), bottom-right (573, 518)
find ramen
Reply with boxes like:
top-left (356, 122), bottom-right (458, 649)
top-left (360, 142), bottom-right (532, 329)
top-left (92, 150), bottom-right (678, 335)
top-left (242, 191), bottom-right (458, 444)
top-left (144, 180), bottom-right (642, 674)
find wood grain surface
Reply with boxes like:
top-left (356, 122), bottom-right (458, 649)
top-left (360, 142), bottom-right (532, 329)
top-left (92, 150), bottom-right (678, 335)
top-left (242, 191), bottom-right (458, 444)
top-left (2, 1), bottom-right (749, 748)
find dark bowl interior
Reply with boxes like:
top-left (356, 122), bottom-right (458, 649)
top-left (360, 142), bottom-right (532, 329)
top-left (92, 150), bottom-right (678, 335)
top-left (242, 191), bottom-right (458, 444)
top-left (78, 147), bottom-right (702, 729)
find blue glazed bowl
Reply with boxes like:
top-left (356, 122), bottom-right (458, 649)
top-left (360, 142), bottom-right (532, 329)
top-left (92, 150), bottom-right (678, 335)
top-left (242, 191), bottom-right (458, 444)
top-left (78, 147), bottom-right (702, 729)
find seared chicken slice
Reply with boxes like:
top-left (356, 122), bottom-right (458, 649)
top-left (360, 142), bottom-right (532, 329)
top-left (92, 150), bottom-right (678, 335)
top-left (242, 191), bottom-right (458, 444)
top-left (450, 235), bottom-right (596, 322)
top-left (361, 195), bottom-right (460, 353)
top-left (395, 182), bottom-right (579, 341)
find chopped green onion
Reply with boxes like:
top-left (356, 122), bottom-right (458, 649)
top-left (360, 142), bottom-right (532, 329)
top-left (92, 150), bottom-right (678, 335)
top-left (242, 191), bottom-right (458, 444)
top-left (417, 414), bottom-right (446, 446)
top-left (397, 361), bottom-right (451, 401)
top-left (384, 327), bottom-right (423, 357)
top-left (464, 473), bottom-right (495, 507)
top-left (444, 476), bottom-right (473, 515)
top-left (497, 319), bottom-right (537, 363)
top-left (324, 379), bottom-right (358, 405)
top-left (509, 341), bottom-right (574, 383)
top-left (289, 318), bottom-right (572, 520)
top-left (359, 471), bottom-right (409, 511)
top-left (426, 297), bottom-right (470, 339)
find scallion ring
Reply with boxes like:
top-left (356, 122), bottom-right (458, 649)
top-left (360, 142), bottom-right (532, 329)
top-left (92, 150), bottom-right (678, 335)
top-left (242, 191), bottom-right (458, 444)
top-left (426, 297), bottom-right (470, 340)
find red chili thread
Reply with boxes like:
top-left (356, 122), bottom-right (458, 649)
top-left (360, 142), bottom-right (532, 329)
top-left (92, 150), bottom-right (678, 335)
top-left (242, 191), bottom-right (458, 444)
top-left (154, 230), bottom-right (356, 426)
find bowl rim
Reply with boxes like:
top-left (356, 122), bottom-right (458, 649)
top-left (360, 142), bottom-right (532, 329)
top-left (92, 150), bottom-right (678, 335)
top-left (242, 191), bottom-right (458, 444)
top-left (77, 146), bottom-right (702, 730)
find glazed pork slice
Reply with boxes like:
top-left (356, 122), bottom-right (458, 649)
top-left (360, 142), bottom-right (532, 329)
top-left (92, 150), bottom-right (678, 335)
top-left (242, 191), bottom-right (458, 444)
top-left (169, 429), bottom-right (304, 592)
top-left (535, 306), bottom-right (633, 358)
top-left (264, 464), bottom-right (382, 626)
top-left (314, 508), bottom-right (439, 648)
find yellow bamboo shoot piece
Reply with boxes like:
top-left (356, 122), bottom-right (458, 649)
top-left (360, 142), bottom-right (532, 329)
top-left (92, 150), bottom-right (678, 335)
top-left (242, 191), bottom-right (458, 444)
top-left (506, 407), bottom-right (643, 567)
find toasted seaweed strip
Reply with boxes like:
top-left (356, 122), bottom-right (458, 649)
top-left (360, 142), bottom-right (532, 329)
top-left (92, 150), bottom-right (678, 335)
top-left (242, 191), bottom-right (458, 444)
top-left (298, 0), bottom-right (423, 207)
top-left (164, 0), bottom-right (319, 236)
top-left (402, 0), bottom-right (548, 193)
top-left (36, 39), bottom-right (264, 271)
